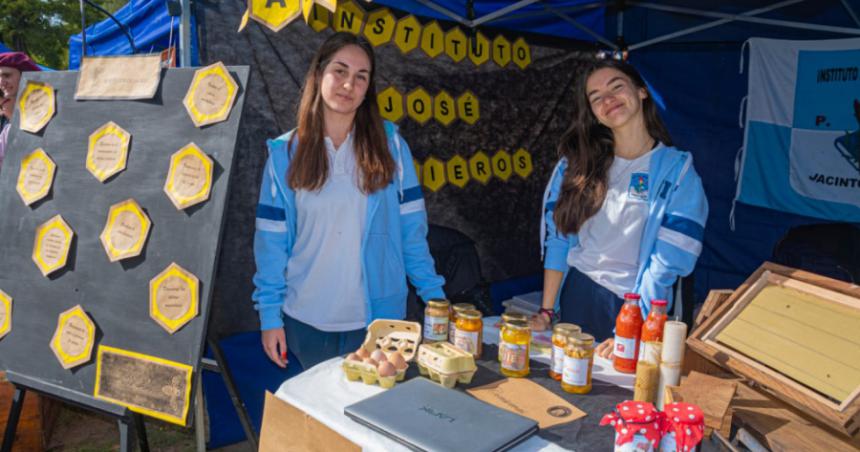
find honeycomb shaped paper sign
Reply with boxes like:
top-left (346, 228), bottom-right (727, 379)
top-left (33, 214), bottom-right (74, 277)
top-left (248, 0), bottom-right (301, 32)
top-left (0, 289), bottom-right (12, 340)
top-left (17, 80), bottom-right (55, 133)
top-left (99, 199), bottom-right (151, 262)
top-left (164, 143), bottom-right (214, 210)
top-left (183, 62), bottom-right (238, 127)
top-left (17, 148), bottom-right (56, 206)
top-left (149, 263), bottom-right (199, 334)
top-left (87, 121), bottom-right (131, 182)
top-left (50, 305), bottom-right (96, 369)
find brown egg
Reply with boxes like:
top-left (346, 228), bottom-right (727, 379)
top-left (389, 351), bottom-right (408, 370)
top-left (363, 357), bottom-right (378, 367)
top-left (377, 361), bottom-right (397, 377)
top-left (356, 348), bottom-right (370, 359)
top-left (370, 350), bottom-right (388, 363)
top-left (346, 353), bottom-right (361, 362)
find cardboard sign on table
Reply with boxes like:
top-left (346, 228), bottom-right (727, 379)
top-left (468, 378), bottom-right (586, 429)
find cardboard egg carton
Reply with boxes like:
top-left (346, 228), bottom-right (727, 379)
top-left (416, 342), bottom-right (477, 388)
top-left (342, 359), bottom-right (406, 389)
top-left (342, 319), bottom-right (421, 388)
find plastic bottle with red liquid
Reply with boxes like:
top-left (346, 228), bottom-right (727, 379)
top-left (613, 293), bottom-right (643, 374)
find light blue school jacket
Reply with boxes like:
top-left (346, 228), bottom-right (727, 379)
top-left (542, 145), bottom-right (709, 316)
top-left (252, 122), bottom-right (446, 331)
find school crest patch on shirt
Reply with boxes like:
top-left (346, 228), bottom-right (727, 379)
top-left (628, 173), bottom-right (649, 201)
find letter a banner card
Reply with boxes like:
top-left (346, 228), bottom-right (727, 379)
top-left (735, 37), bottom-right (860, 222)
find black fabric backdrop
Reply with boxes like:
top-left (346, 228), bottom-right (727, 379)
top-left (199, 0), bottom-right (592, 335)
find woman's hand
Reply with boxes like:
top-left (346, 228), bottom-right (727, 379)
top-left (595, 338), bottom-right (614, 359)
top-left (529, 312), bottom-right (552, 331)
top-left (262, 328), bottom-right (288, 368)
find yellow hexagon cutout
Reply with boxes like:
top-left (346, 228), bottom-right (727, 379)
top-left (446, 155), bottom-right (469, 188)
top-left (17, 148), bottom-right (56, 206)
top-left (420, 21), bottom-right (445, 58)
top-left (17, 81), bottom-right (55, 134)
top-left (422, 157), bottom-right (447, 192)
top-left (492, 149), bottom-right (513, 182)
top-left (492, 34), bottom-right (511, 68)
top-left (444, 27), bottom-right (468, 63)
top-left (315, 0), bottom-right (336, 12)
top-left (512, 37), bottom-right (531, 70)
top-left (469, 151), bottom-right (492, 184)
top-left (50, 305), bottom-right (96, 370)
top-left (393, 15), bottom-right (422, 54)
top-left (99, 199), bottom-right (152, 262)
top-left (363, 8), bottom-right (396, 47)
top-left (468, 32), bottom-right (490, 66)
top-left (406, 88), bottom-right (433, 125)
top-left (333, 0), bottom-right (364, 35)
top-left (307, 3), bottom-right (330, 32)
top-left (87, 122), bottom-right (131, 182)
top-left (183, 62), bottom-right (239, 128)
top-left (248, 0), bottom-right (301, 32)
top-left (433, 90), bottom-right (456, 127)
top-left (414, 160), bottom-right (422, 185)
top-left (150, 263), bottom-right (200, 335)
top-left (33, 215), bottom-right (74, 277)
top-left (0, 289), bottom-right (12, 340)
top-left (164, 143), bottom-right (214, 210)
top-left (456, 91), bottom-right (480, 125)
top-left (377, 86), bottom-right (404, 122)
top-left (513, 148), bottom-right (533, 179)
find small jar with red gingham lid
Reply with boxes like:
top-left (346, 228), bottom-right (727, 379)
top-left (600, 400), bottom-right (665, 452)
top-left (659, 402), bottom-right (705, 452)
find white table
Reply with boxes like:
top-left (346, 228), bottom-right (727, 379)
top-left (275, 316), bottom-right (634, 451)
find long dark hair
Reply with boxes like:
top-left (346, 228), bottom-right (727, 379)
top-left (288, 32), bottom-right (394, 194)
top-left (553, 59), bottom-right (673, 235)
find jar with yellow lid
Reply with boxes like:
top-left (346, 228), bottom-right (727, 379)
top-left (453, 309), bottom-right (483, 358)
top-left (562, 332), bottom-right (594, 394)
top-left (550, 323), bottom-right (581, 381)
top-left (499, 319), bottom-right (530, 377)
top-left (449, 303), bottom-right (475, 343)
top-left (424, 299), bottom-right (450, 343)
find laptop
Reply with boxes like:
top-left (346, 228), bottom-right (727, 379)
top-left (344, 377), bottom-right (538, 452)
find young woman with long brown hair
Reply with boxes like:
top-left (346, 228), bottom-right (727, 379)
top-left (534, 59), bottom-right (708, 358)
top-left (252, 32), bottom-right (445, 370)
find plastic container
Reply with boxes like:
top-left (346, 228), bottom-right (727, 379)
top-left (449, 303), bottom-right (475, 343)
top-left (499, 319), bottom-right (530, 378)
top-left (453, 309), bottom-right (482, 358)
top-left (614, 293), bottom-right (644, 374)
top-left (550, 323), bottom-right (581, 380)
top-left (424, 299), bottom-right (450, 343)
top-left (562, 332), bottom-right (594, 394)
top-left (416, 341), bottom-right (477, 388)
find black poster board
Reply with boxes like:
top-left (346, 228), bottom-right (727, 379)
top-left (0, 66), bottom-right (248, 426)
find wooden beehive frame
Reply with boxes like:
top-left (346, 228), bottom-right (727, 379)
top-left (688, 262), bottom-right (860, 440)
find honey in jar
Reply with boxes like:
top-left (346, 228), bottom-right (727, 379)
top-left (449, 303), bottom-right (475, 343)
top-left (550, 323), bottom-right (581, 380)
top-left (424, 299), bottom-right (450, 343)
top-left (453, 309), bottom-right (483, 358)
top-left (561, 332), bottom-right (594, 394)
top-left (499, 319), bottom-right (530, 378)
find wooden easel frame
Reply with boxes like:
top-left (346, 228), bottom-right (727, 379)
top-left (688, 262), bottom-right (860, 440)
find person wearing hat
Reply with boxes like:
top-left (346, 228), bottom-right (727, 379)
top-left (0, 52), bottom-right (41, 171)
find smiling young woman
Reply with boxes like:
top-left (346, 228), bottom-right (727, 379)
top-left (252, 33), bottom-right (446, 370)
top-left (534, 59), bottom-right (708, 361)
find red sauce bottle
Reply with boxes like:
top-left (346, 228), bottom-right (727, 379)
top-left (641, 299), bottom-right (668, 343)
top-left (613, 293), bottom-right (643, 374)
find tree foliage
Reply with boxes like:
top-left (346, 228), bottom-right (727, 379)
top-left (0, 0), bottom-right (126, 69)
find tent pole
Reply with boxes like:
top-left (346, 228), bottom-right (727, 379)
top-left (180, 0), bottom-right (192, 67)
top-left (840, 0), bottom-right (860, 28)
top-left (413, 0), bottom-right (470, 26)
top-left (79, 0), bottom-right (87, 57)
top-left (616, 0), bottom-right (625, 48)
top-left (544, 3), bottom-right (618, 49)
top-left (484, 3), bottom-right (605, 25)
top-left (471, 0), bottom-right (541, 27)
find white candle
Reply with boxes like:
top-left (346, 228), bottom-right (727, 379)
top-left (660, 321), bottom-right (687, 365)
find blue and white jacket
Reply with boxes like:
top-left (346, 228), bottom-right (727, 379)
top-left (252, 121), bottom-right (446, 331)
top-left (541, 145), bottom-right (708, 316)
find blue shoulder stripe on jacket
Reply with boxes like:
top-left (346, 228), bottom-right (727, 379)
top-left (257, 204), bottom-right (286, 221)
top-left (662, 214), bottom-right (704, 241)
top-left (545, 201), bottom-right (556, 211)
top-left (400, 186), bottom-right (423, 204)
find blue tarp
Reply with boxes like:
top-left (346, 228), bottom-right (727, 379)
top-left (68, 0), bottom-right (199, 69)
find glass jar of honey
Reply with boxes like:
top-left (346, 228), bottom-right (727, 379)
top-left (561, 332), bottom-right (594, 394)
top-left (450, 303), bottom-right (475, 343)
top-left (423, 299), bottom-right (450, 343)
top-left (499, 319), bottom-right (530, 378)
top-left (453, 309), bottom-right (483, 358)
top-left (550, 323), bottom-right (581, 381)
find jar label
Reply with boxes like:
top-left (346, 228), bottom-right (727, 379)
top-left (614, 335), bottom-right (638, 360)
top-left (448, 321), bottom-right (456, 342)
top-left (552, 344), bottom-right (564, 374)
top-left (499, 341), bottom-right (527, 371)
top-left (424, 315), bottom-right (448, 341)
top-left (615, 433), bottom-right (656, 452)
top-left (562, 355), bottom-right (590, 386)
top-left (454, 329), bottom-right (479, 355)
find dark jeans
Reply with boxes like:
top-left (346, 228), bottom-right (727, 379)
top-left (559, 266), bottom-right (626, 342)
top-left (283, 314), bottom-right (366, 370)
